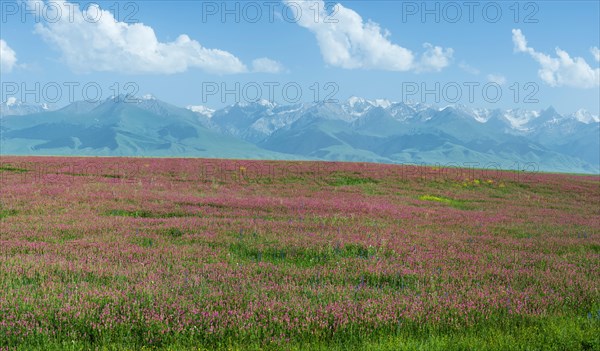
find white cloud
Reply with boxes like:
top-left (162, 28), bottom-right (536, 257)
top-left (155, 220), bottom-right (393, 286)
top-left (512, 29), bottom-right (599, 89)
top-left (31, 0), bottom-right (281, 75)
top-left (512, 29), bottom-right (529, 53)
top-left (418, 43), bottom-right (453, 73)
top-left (591, 47), bottom-right (600, 62)
top-left (487, 74), bottom-right (506, 85)
top-left (0, 39), bottom-right (17, 73)
top-left (458, 61), bottom-right (480, 75)
top-left (284, 0), bottom-right (452, 72)
top-left (252, 58), bottom-right (285, 73)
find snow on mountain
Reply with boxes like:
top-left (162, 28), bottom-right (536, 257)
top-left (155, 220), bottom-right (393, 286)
top-left (236, 99), bottom-right (277, 109)
top-left (404, 100), bottom-right (431, 112)
top-left (0, 98), bottom-right (53, 117)
top-left (3, 94), bottom-right (598, 137)
top-left (372, 99), bottom-right (392, 109)
top-left (187, 105), bottom-right (216, 118)
top-left (2, 95), bottom-right (597, 173)
top-left (250, 104), bottom-right (306, 136)
top-left (448, 105), bottom-right (493, 123)
top-left (343, 96), bottom-right (375, 117)
top-left (346, 96), bottom-right (367, 107)
top-left (342, 97), bottom-right (395, 117)
top-left (470, 108), bottom-right (493, 123)
top-left (257, 99), bottom-right (277, 109)
top-left (500, 109), bottom-right (540, 131)
top-left (569, 109), bottom-right (600, 124)
top-left (387, 102), bottom-right (417, 121)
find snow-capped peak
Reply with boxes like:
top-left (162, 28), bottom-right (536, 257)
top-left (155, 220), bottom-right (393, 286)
top-left (470, 108), bottom-right (492, 123)
top-left (503, 109), bottom-right (540, 131)
top-left (0, 98), bottom-right (55, 117)
top-left (372, 99), bottom-right (392, 108)
top-left (403, 100), bottom-right (430, 112)
top-left (570, 109), bottom-right (599, 124)
top-left (345, 96), bottom-right (392, 109)
top-left (233, 99), bottom-right (277, 110)
top-left (346, 96), bottom-right (367, 107)
top-left (142, 94), bottom-right (156, 100)
top-left (444, 104), bottom-right (492, 123)
top-left (344, 96), bottom-right (378, 117)
top-left (257, 99), bottom-right (276, 109)
top-left (187, 105), bottom-right (215, 118)
top-left (343, 97), bottom-right (368, 117)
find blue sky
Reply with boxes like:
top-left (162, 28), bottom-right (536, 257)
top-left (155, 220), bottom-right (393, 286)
top-left (1, 0), bottom-right (599, 114)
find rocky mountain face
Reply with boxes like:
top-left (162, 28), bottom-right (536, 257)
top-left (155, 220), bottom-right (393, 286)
top-left (1, 96), bottom-right (598, 173)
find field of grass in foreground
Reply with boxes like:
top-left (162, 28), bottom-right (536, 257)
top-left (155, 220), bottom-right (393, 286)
top-left (0, 157), bottom-right (599, 350)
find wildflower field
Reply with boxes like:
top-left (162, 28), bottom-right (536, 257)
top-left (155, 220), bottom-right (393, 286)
top-left (0, 157), bottom-right (598, 350)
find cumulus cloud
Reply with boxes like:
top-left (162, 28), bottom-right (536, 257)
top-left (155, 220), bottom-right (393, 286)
top-left (591, 47), bottom-right (600, 62)
top-left (458, 61), bottom-right (480, 75)
top-left (512, 29), bottom-right (599, 88)
top-left (252, 58), bottom-right (286, 73)
top-left (487, 74), bottom-right (507, 85)
top-left (284, 0), bottom-right (453, 72)
top-left (30, 0), bottom-right (282, 74)
top-left (418, 43), bottom-right (453, 72)
top-left (0, 39), bottom-right (17, 73)
top-left (512, 29), bottom-right (529, 52)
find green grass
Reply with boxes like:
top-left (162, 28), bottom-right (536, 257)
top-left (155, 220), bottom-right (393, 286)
top-left (0, 208), bottom-right (18, 219)
top-left (2, 158), bottom-right (598, 350)
top-left (418, 195), bottom-right (473, 210)
top-left (105, 209), bottom-right (154, 218)
top-left (160, 227), bottom-right (184, 238)
top-left (360, 272), bottom-right (420, 291)
top-left (55, 229), bottom-right (83, 243)
top-left (227, 242), bottom-right (384, 267)
top-left (7, 315), bottom-right (599, 350)
top-left (327, 174), bottom-right (379, 187)
top-left (0, 165), bottom-right (30, 173)
top-left (104, 209), bottom-right (191, 218)
top-left (131, 236), bottom-right (155, 248)
top-left (503, 227), bottom-right (538, 239)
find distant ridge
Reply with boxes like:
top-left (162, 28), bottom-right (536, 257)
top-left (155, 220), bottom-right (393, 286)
top-left (1, 96), bottom-right (598, 173)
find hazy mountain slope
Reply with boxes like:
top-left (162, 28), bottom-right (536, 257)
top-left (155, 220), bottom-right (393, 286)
top-left (0, 97), bottom-right (303, 160)
top-left (2, 96), bottom-right (598, 173)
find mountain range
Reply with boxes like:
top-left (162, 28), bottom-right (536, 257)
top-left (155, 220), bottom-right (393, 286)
top-left (1, 95), bottom-right (598, 174)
